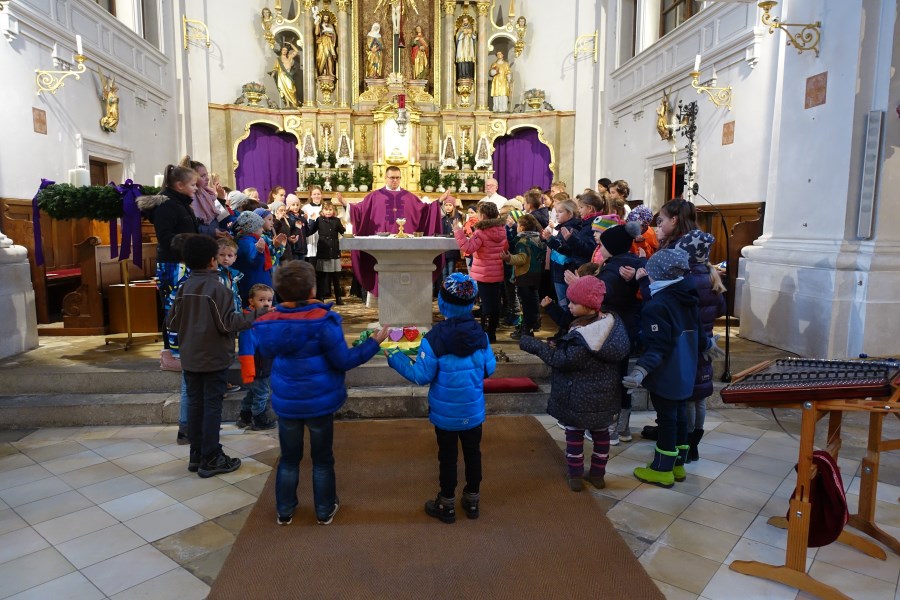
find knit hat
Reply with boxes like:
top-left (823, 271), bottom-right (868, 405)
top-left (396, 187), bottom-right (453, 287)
top-left (645, 248), bottom-right (690, 281)
top-left (599, 225), bottom-right (635, 256)
top-left (591, 215), bottom-right (620, 232)
top-left (438, 273), bottom-right (479, 318)
top-left (253, 207), bottom-right (272, 219)
top-left (565, 276), bottom-right (606, 311)
top-left (675, 229), bottom-right (715, 264)
top-left (227, 190), bottom-right (249, 211)
top-left (508, 209), bottom-right (525, 223)
top-left (234, 210), bottom-right (265, 236)
top-left (626, 205), bottom-right (653, 226)
top-left (504, 198), bottom-right (524, 210)
top-left (268, 201), bottom-right (286, 215)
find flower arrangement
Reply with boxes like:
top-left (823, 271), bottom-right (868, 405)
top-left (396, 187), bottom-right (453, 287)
top-left (420, 164), bottom-right (440, 191)
top-left (352, 163), bottom-right (373, 189)
top-left (441, 172), bottom-right (461, 191)
top-left (334, 170), bottom-right (352, 191)
top-left (305, 171), bottom-right (326, 189)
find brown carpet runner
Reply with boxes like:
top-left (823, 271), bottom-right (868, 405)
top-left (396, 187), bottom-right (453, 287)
top-left (209, 416), bottom-right (664, 600)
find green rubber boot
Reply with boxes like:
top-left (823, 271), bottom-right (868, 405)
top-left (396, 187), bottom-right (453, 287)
top-left (672, 445), bottom-right (691, 482)
top-left (634, 446), bottom-right (679, 488)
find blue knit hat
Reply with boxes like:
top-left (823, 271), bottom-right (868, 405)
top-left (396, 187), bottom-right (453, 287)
top-left (438, 273), bottom-right (479, 318)
top-left (253, 207), bottom-right (272, 219)
top-left (676, 229), bottom-right (715, 264)
top-left (645, 248), bottom-right (690, 281)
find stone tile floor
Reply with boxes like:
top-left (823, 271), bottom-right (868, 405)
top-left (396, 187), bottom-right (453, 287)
top-left (1, 408), bottom-right (899, 599)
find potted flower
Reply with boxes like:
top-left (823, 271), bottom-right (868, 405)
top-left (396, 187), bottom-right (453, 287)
top-left (353, 163), bottom-right (373, 192)
top-left (465, 174), bottom-right (481, 194)
top-left (421, 164), bottom-right (440, 192)
top-left (334, 170), bottom-right (351, 192)
top-left (441, 172), bottom-right (461, 193)
top-left (461, 150), bottom-right (476, 170)
top-left (305, 171), bottom-right (326, 189)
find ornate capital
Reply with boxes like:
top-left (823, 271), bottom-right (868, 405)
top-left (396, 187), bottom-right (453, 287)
top-left (477, 1), bottom-right (489, 16)
top-left (443, 0), bottom-right (456, 15)
top-left (335, 0), bottom-right (349, 12)
top-left (304, 0), bottom-right (315, 11)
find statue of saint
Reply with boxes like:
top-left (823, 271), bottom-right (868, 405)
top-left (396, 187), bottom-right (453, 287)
top-left (270, 41), bottom-right (300, 108)
top-left (99, 70), bottom-right (119, 132)
top-left (409, 25), bottom-right (429, 80)
top-left (656, 92), bottom-right (673, 141)
top-left (314, 11), bottom-right (337, 78)
top-left (489, 51), bottom-right (511, 112)
top-left (455, 17), bottom-right (476, 80)
top-left (365, 23), bottom-right (384, 78)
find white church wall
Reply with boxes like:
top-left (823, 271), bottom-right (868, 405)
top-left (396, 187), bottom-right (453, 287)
top-left (0, 0), bottom-right (178, 200)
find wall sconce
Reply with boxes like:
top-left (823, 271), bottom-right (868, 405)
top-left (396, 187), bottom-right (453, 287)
top-left (35, 35), bottom-right (86, 95)
top-left (182, 15), bottom-right (211, 51)
top-left (758, 1), bottom-right (820, 57)
top-left (573, 31), bottom-right (598, 63)
top-left (689, 55), bottom-right (732, 110)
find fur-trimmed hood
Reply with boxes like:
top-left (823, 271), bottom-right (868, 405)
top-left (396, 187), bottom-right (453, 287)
top-left (136, 194), bottom-right (168, 212)
top-left (570, 314), bottom-right (616, 352)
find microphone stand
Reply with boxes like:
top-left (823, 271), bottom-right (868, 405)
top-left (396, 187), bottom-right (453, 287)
top-left (692, 183), bottom-right (732, 382)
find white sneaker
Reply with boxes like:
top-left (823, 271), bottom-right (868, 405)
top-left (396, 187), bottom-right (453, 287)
top-left (619, 431), bottom-right (633, 443)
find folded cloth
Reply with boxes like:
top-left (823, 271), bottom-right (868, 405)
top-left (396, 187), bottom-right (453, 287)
top-left (483, 377), bottom-right (539, 393)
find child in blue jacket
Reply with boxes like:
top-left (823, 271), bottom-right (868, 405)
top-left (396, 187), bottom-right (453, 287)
top-left (387, 273), bottom-right (497, 524)
top-left (252, 261), bottom-right (389, 526)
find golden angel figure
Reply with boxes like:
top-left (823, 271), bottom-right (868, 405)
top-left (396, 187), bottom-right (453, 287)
top-left (98, 70), bottom-right (119, 133)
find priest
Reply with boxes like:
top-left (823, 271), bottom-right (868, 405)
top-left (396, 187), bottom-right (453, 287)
top-left (350, 166), bottom-right (443, 295)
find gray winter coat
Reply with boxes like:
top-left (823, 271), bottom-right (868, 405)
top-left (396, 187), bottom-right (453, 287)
top-left (520, 314), bottom-right (630, 430)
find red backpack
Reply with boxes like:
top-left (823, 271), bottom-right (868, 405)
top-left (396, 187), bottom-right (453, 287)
top-left (787, 450), bottom-right (849, 547)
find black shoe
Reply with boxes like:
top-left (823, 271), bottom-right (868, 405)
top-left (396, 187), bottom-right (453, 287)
top-left (424, 494), bottom-right (456, 524)
top-left (276, 513), bottom-right (293, 526)
top-left (197, 452), bottom-right (241, 478)
top-left (335, 298), bottom-right (345, 305)
top-left (188, 450), bottom-right (201, 473)
top-left (461, 491), bottom-right (479, 520)
top-left (317, 498), bottom-right (340, 525)
top-left (533, 318), bottom-right (542, 331)
top-left (225, 383), bottom-right (242, 395)
top-left (641, 425), bottom-right (659, 441)
top-left (236, 410), bottom-right (253, 429)
top-left (251, 413), bottom-right (278, 431)
top-left (510, 328), bottom-right (532, 340)
top-left (176, 431), bottom-right (189, 446)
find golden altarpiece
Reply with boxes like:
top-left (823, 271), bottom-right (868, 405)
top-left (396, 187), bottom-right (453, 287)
top-left (209, 0), bottom-right (575, 195)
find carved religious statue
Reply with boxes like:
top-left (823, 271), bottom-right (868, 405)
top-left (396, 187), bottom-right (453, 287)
top-left (270, 39), bottom-right (300, 108)
top-left (98, 69), bottom-right (119, 132)
top-left (656, 92), bottom-right (674, 141)
top-left (455, 17), bottom-right (476, 80)
top-left (489, 51), bottom-right (511, 112)
top-left (409, 25), bottom-right (429, 80)
top-left (313, 9), bottom-right (337, 79)
top-left (365, 23), bottom-right (384, 78)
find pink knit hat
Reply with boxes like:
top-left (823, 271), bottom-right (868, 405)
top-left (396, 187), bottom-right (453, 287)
top-left (566, 276), bottom-right (606, 311)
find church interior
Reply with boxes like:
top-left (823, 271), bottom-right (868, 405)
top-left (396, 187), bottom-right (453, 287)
top-left (0, 0), bottom-right (899, 598)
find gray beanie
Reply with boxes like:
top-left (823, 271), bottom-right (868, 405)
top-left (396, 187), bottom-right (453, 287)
top-left (227, 190), bottom-right (249, 211)
top-left (234, 210), bottom-right (265, 236)
top-left (645, 248), bottom-right (690, 281)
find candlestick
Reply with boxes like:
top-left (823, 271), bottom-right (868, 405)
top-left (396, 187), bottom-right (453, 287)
top-left (76, 35), bottom-right (83, 56)
top-left (694, 54), bottom-right (701, 72)
top-left (154, 173), bottom-right (164, 188)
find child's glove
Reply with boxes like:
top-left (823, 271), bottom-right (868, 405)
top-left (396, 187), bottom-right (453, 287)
top-left (703, 334), bottom-right (726, 362)
top-left (622, 366), bottom-right (648, 390)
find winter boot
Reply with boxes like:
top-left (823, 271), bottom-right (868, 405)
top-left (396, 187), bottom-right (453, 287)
top-left (333, 275), bottom-right (344, 305)
top-left (424, 494), bottom-right (456, 523)
top-left (198, 452), bottom-right (242, 478)
top-left (236, 410), bottom-right (253, 429)
top-left (641, 425), bottom-right (659, 441)
top-left (616, 408), bottom-right (633, 442)
top-left (251, 412), bottom-right (278, 431)
top-left (633, 446), bottom-right (679, 488)
top-left (461, 491), bottom-right (480, 519)
top-left (188, 450), bottom-right (201, 473)
top-left (564, 428), bottom-right (586, 491)
top-left (672, 445), bottom-right (691, 482)
top-left (486, 315), bottom-right (498, 344)
top-left (585, 428), bottom-right (610, 489)
top-left (687, 429), bottom-right (704, 463)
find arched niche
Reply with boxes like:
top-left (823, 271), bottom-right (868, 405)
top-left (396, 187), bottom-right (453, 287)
top-left (235, 123), bottom-right (301, 201)
top-left (491, 125), bottom-right (553, 197)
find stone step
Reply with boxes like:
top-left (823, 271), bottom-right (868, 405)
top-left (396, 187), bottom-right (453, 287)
top-left (0, 384), bottom-right (551, 429)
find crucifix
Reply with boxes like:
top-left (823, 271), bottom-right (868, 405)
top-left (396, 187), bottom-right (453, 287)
top-left (373, 0), bottom-right (419, 74)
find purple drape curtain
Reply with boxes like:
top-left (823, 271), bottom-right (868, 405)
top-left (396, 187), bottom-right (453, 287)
top-left (491, 128), bottom-right (553, 198)
top-left (235, 124), bottom-right (299, 203)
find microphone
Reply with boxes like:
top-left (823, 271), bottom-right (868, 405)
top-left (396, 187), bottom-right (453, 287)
top-left (691, 184), bottom-right (732, 383)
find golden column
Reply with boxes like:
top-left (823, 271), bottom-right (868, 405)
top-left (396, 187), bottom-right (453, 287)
top-left (442, 0), bottom-right (456, 110)
top-left (303, 0), bottom-right (316, 107)
top-left (476, 1), bottom-right (490, 110)
top-left (336, 0), bottom-right (350, 107)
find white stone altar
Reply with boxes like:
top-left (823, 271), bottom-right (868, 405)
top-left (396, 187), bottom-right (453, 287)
top-left (0, 233), bottom-right (38, 359)
top-left (342, 235), bottom-right (460, 327)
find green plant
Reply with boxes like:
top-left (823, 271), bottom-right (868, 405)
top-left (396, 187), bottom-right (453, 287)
top-left (464, 174), bottom-right (480, 189)
top-left (353, 163), bottom-right (373, 187)
top-left (37, 184), bottom-right (124, 221)
top-left (421, 164), bottom-right (440, 189)
top-left (305, 171), bottom-right (326, 188)
top-left (441, 172), bottom-right (461, 189)
top-left (459, 150), bottom-right (475, 169)
top-left (334, 170), bottom-right (351, 188)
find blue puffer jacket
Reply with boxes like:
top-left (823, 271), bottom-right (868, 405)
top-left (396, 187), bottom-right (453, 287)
top-left (636, 277), bottom-right (703, 400)
top-left (388, 317), bottom-right (496, 431)
top-left (253, 302), bottom-right (381, 419)
top-left (686, 263), bottom-right (726, 401)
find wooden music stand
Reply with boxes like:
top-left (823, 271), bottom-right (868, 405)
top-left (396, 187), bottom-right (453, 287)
top-left (728, 372), bottom-right (900, 600)
top-left (104, 260), bottom-right (160, 350)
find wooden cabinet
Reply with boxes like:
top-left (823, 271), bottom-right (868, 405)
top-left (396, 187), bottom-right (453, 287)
top-left (108, 284), bottom-right (160, 334)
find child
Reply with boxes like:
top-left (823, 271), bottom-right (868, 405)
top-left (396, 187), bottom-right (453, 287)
top-left (623, 248), bottom-right (702, 488)
top-left (251, 261), bottom-right (389, 525)
top-left (626, 205), bottom-right (658, 258)
top-left (386, 273), bottom-right (496, 523)
top-left (303, 186), bottom-right (325, 269)
top-left (216, 237), bottom-right (243, 312)
top-left (501, 208), bottom-right (524, 327)
top-left (167, 234), bottom-right (268, 478)
top-left (540, 198), bottom-right (581, 314)
top-left (308, 201), bottom-right (346, 304)
top-left (285, 194), bottom-right (311, 261)
top-left (501, 213), bottom-right (545, 339)
top-left (453, 201), bottom-right (508, 342)
top-left (656, 198), bottom-right (699, 249)
top-left (237, 284), bottom-right (278, 431)
top-left (520, 276), bottom-right (630, 491)
top-left (254, 207), bottom-right (287, 267)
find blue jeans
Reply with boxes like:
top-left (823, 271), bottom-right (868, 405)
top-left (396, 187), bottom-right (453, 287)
top-left (276, 414), bottom-right (337, 521)
top-left (184, 369), bottom-right (228, 459)
top-left (554, 281), bottom-right (569, 311)
top-left (650, 393), bottom-right (688, 453)
top-left (179, 373), bottom-right (188, 429)
top-left (240, 377), bottom-right (270, 416)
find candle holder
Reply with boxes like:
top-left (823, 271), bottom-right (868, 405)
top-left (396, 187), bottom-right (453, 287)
top-left (395, 218), bottom-right (409, 238)
top-left (758, 1), bottom-right (821, 57)
top-left (35, 53), bottom-right (86, 95)
top-left (690, 71), bottom-right (733, 111)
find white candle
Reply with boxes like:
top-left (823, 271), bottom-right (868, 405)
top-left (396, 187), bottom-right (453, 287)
top-left (154, 173), bottom-right (164, 188)
top-left (69, 168), bottom-right (90, 187)
top-left (694, 54), bottom-right (701, 72)
top-left (76, 35), bottom-right (83, 56)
